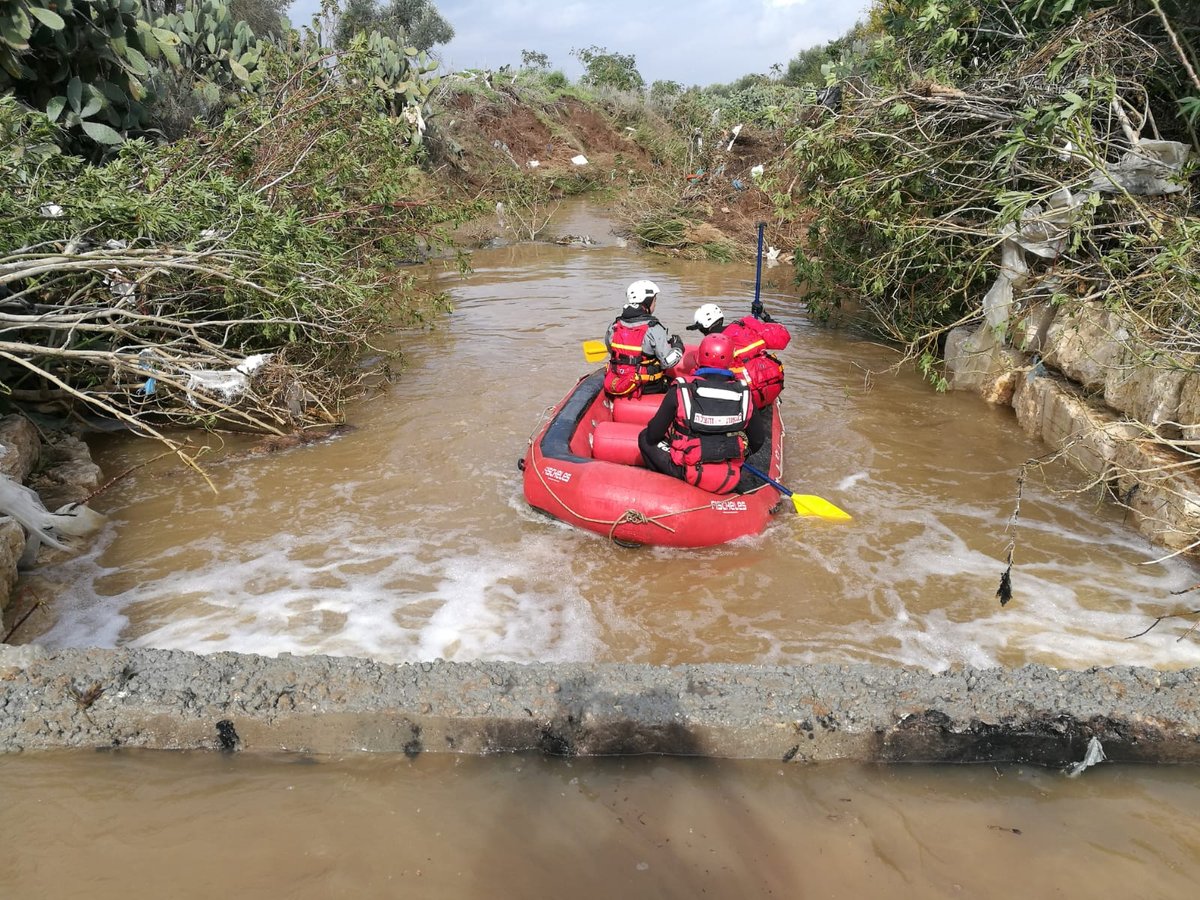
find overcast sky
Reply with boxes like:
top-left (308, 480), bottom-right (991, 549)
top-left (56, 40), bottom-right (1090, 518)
top-left (288, 0), bottom-right (873, 87)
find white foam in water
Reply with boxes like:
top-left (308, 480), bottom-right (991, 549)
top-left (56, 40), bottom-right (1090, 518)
top-left (837, 470), bottom-right (870, 491)
top-left (828, 495), bottom-right (1200, 672)
top-left (35, 523), bottom-right (602, 665)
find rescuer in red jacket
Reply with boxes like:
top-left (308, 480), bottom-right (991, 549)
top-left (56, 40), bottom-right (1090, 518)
top-left (603, 279), bottom-right (685, 398)
top-left (685, 302), bottom-right (790, 407)
top-left (637, 332), bottom-right (767, 495)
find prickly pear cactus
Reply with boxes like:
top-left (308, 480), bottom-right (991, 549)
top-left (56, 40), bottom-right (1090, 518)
top-left (0, 0), bottom-right (175, 148)
top-left (356, 29), bottom-right (439, 144)
top-left (155, 0), bottom-right (265, 106)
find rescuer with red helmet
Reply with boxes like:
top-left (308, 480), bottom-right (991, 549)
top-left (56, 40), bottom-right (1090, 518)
top-left (603, 279), bottom-right (685, 398)
top-left (636, 332), bottom-right (768, 494)
top-left (686, 301), bottom-right (790, 407)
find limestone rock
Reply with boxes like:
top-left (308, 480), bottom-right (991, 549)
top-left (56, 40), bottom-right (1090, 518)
top-left (1041, 301), bottom-right (1120, 393)
top-left (0, 519), bottom-right (25, 619)
top-left (1113, 439), bottom-right (1200, 552)
top-left (29, 435), bottom-right (102, 510)
top-left (1009, 300), bottom-right (1056, 354)
top-left (1177, 374), bottom-right (1200, 447)
top-left (1103, 347), bottom-right (1190, 438)
top-left (0, 415), bottom-right (41, 482)
top-left (944, 323), bottom-right (1025, 402)
top-left (1012, 373), bottom-right (1138, 479)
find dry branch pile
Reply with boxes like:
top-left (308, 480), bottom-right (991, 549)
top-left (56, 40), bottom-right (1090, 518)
top-left (0, 51), bottom-right (465, 462)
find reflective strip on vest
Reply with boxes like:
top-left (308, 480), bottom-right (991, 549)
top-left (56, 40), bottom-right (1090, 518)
top-left (733, 338), bottom-right (766, 358)
top-left (677, 380), bottom-right (751, 430)
top-left (694, 385), bottom-right (745, 402)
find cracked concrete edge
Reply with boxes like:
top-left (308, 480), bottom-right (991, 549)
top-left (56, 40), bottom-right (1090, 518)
top-left (2, 645), bottom-right (1199, 765)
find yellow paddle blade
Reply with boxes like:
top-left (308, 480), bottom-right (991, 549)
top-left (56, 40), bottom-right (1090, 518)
top-left (791, 494), bottom-right (852, 521)
top-left (582, 339), bottom-right (608, 363)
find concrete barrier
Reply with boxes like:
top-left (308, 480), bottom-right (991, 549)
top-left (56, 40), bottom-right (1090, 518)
top-left (2, 646), bottom-right (1198, 766)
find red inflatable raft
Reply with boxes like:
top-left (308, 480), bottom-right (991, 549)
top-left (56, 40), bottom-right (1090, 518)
top-left (521, 370), bottom-right (786, 547)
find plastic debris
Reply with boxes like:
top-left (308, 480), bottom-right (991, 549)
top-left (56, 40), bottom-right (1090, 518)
top-left (527, 160), bottom-right (540, 168)
top-left (401, 104), bottom-right (426, 136)
top-left (39, 204), bottom-right (63, 218)
top-left (571, 154), bottom-right (589, 166)
top-left (104, 268), bottom-right (136, 303)
top-left (184, 353), bottom-right (271, 406)
top-left (726, 123), bottom-right (743, 151)
top-left (731, 179), bottom-right (745, 191)
top-left (137, 348), bottom-right (158, 395)
top-left (0, 475), bottom-right (106, 567)
top-left (1091, 140), bottom-right (1189, 195)
top-left (1066, 736), bottom-right (1107, 777)
top-left (751, 164), bottom-right (764, 179)
top-left (982, 187), bottom-right (1084, 337)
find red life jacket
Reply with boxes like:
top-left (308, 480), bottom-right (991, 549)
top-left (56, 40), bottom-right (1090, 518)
top-left (667, 373), bottom-right (753, 494)
top-left (604, 317), bottom-right (666, 398)
top-left (724, 319), bottom-right (785, 407)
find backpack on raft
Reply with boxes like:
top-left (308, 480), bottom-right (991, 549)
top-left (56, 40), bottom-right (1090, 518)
top-left (740, 351), bottom-right (784, 407)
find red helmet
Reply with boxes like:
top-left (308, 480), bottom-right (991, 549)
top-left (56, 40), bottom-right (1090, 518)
top-left (698, 332), bottom-right (734, 369)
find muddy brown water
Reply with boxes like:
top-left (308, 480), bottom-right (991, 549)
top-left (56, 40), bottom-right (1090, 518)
top-left (3, 751), bottom-right (1200, 900)
top-left (16, 201), bottom-right (1200, 669)
top-left (7, 202), bottom-right (1200, 895)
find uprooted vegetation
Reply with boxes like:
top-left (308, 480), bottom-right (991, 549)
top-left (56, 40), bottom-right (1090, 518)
top-left (1, 6), bottom-right (479, 466)
top-left (787, 1), bottom-right (1199, 357)
top-left (772, 0), bottom-right (1200, 554)
top-left (1, 56), bottom-right (465, 465)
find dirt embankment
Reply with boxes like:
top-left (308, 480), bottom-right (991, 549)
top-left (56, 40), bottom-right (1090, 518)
top-left (432, 87), bottom-right (805, 260)
top-left (446, 92), bottom-right (643, 178)
top-left (437, 90), bottom-right (654, 188)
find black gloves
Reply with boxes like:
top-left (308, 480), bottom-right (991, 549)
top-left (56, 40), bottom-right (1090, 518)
top-left (669, 334), bottom-right (684, 352)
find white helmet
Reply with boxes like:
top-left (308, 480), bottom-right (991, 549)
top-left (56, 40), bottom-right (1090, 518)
top-left (624, 279), bottom-right (660, 308)
top-left (686, 303), bottom-right (724, 331)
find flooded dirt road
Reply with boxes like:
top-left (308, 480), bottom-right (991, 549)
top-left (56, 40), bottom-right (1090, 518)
top-left (15, 202), bottom-right (1199, 670)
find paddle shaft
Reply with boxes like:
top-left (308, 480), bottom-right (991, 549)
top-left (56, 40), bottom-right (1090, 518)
top-left (742, 461), bottom-right (792, 497)
top-left (752, 221), bottom-right (765, 318)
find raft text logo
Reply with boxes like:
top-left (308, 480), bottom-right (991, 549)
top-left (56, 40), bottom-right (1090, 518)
top-left (543, 466), bottom-right (572, 483)
top-left (710, 499), bottom-right (748, 513)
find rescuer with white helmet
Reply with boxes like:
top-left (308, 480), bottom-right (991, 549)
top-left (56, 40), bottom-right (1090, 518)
top-left (603, 279), bottom-right (684, 398)
top-left (686, 299), bottom-right (791, 408)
